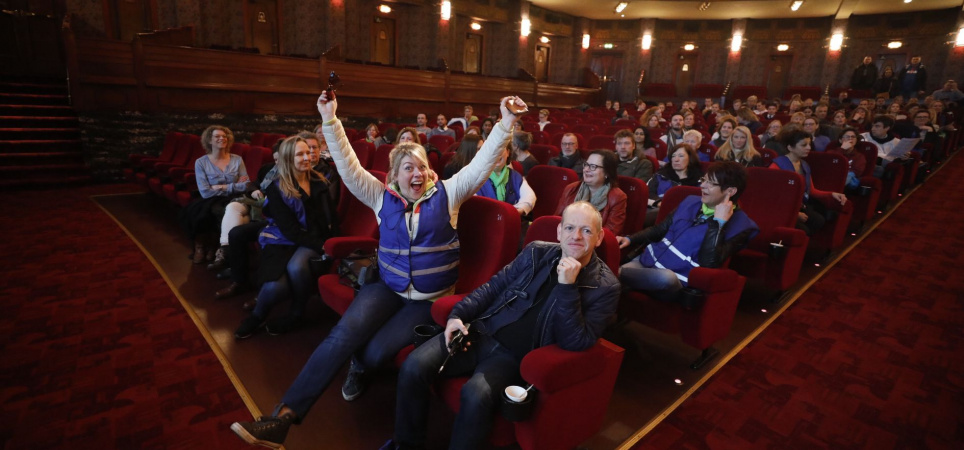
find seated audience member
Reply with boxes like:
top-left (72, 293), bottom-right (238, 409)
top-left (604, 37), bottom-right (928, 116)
top-left (787, 99), bottom-right (802, 114)
top-left (229, 94), bottom-right (524, 449)
top-left (234, 135), bottom-right (339, 339)
top-left (803, 117), bottom-right (830, 152)
top-left (386, 201), bottom-right (619, 450)
top-left (660, 113), bottom-right (685, 148)
top-left (649, 143), bottom-right (702, 202)
top-left (537, 108), bottom-right (551, 131)
top-left (831, 109), bottom-right (848, 131)
top-left (759, 120), bottom-right (782, 148)
top-left (617, 162), bottom-right (759, 301)
top-left (477, 144), bottom-right (536, 216)
top-left (789, 112), bottom-right (805, 127)
top-left (512, 131), bottom-right (538, 176)
top-left (548, 132), bottom-right (586, 176)
top-left (614, 129), bottom-right (654, 181)
top-left (414, 113), bottom-right (432, 135)
top-left (814, 103), bottom-right (830, 125)
top-left (762, 102), bottom-right (779, 121)
top-left (828, 128), bottom-right (867, 192)
top-left (860, 115), bottom-right (905, 177)
top-left (395, 127), bottom-right (420, 146)
top-left (381, 127), bottom-right (398, 147)
top-left (443, 134), bottom-right (483, 180)
top-left (770, 130), bottom-right (848, 236)
top-left (832, 91), bottom-right (852, 110)
top-left (640, 107), bottom-right (663, 130)
top-left (746, 95), bottom-right (760, 113)
top-left (932, 79), bottom-right (964, 104)
top-left (736, 107), bottom-right (763, 134)
top-left (768, 123), bottom-right (803, 156)
top-left (612, 100), bottom-right (621, 111)
top-left (555, 150), bottom-right (627, 235)
top-left (363, 124), bottom-right (382, 145)
top-left (633, 125), bottom-right (658, 161)
top-left (931, 100), bottom-right (957, 132)
top-left (875, 67), bottom-right (899, 98)
top-left (448, 105), bottom-right (478, 129)
top-left (682, 112), bottom-right (697, 131)
top-left (873, 96), bottom-right (887, 115)
top-left (849, 107), bottom-right (872, 131)
top-left (427, 114), bottom-right (457, 140)
top-left (464, 126), bottom-right (481, 137)
top-left (179, 126), bottom-right (250, 265)
top-left (730, 99), bottom-right (743, 116)
top-left (894, 109), bottom-right (940, 155)
top-left (887, 102), bottom-right (906, 121)
top-left (480, 117), bottom-right (495, 140)
top-left (711, 116), bottom-right (737, 148)
top-left (604, 99), bottom-right (613, 110)
top-left (681, 129), bottom-right (705, 161)
top-left (715, 125), bottom-right (764, 167)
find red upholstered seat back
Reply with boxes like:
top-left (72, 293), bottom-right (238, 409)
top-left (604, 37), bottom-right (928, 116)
top-left (806, 152), bottom-right (848, 192)
top-left (336, 170), bottom-right (385, 239)
top-left (350, 140), bottom-right (375, 169)
top-left (428, 134), bottom-right (455, 152)
top-left (741, 167), bottom-right (804, 250)
top-left (371, 144), bottom-right (394, 173)
top-left (525, 165), bottom-right (579, 220)
top-left (587, 135), bottom-right (615, 151)
top-left (616, 176), bottom-right (651, 235)
top-left (528, 144), bottom-right (559, 165)
top-left (655, 185), bottom-right (701, 224)
top-left (453, 196), bottom-right (521, 293)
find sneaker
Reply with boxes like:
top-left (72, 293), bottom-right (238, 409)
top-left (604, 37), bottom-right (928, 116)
top-left (230, 414), bottom-right (294, 448)
top-left (265, 315), bottom-right (302, 336)
top-left (341, 360), bottom-right (367, 401)
top-left (235, 315), bottom-right (266, 340)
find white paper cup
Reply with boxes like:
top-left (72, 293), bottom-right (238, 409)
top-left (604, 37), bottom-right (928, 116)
top-left (504, 385), bottom-right (528, 403)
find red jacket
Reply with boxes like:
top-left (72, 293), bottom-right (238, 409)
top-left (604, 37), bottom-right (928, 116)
top-left (554, 182), bottom-right (627, 236)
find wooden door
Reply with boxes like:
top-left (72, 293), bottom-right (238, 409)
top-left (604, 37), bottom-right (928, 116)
top-left (766, 55), bottom-right (793, 99)
top-left (535, 45), bottom-right (549, 82)
top-left (0, 0), bottom-right (65, 77)
top-left (372, 16), bottom-right (395, 65)
top-left (463, 33), bottom-right (482, 74)
top-left (111, 0), bottom-right (154, 42)
top-left (675, 53), bottom-right (697, 98)
top-left (246, 0), bottom-right (279, 54)
top-left (590, 52), bottom-right (623, 101)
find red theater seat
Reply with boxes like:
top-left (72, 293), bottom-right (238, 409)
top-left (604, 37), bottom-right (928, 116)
top-left (525, 165), bottom-right (579, 220)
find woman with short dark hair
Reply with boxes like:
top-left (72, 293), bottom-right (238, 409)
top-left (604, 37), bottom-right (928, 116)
top-left (554, 149), bottom-right (627, 235)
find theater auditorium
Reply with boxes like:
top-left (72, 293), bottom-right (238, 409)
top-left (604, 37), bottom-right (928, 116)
top-left (2, 0), bottom-right (962, 449)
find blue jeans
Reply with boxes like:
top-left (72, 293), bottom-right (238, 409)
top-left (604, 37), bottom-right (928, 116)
top-left (619, 259), bottom-right (683, 301)
top-left (281, 280), bottom-right (433, 419)
top-left (395, 333), bottom-right (520, 450)
top-left (253, 246), bottom-right (319, 320)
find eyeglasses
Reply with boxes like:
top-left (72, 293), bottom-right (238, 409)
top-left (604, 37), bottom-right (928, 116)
top-left (585, 163), bottom-right (602, 171)
top-left (698, 176), bottom-right (720, 187)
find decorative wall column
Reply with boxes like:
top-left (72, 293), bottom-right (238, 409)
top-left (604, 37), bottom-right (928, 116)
top-left (636, 18), bottom-right (655, 96)
top-left (725, 19), bottom-right (746, 85)
top-left (940, 7), bottom-right (964, 85)
top-left (820, 18), bottom-right (848, 91)
top-left (325, 0), bottom-right (347, 53)
top-left (516, 0), bottom-right (532, 76)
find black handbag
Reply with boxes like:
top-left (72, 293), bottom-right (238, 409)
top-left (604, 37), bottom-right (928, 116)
top-left (337, 250), bottom-right (379, 291)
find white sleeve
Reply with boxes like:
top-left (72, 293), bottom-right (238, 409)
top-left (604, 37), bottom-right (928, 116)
top-left (323, 119), bottom-right (385, 215)
top-left (442, 120), bottom-right (513, 215)
top-left (515, 177), bottom-right (536, 214)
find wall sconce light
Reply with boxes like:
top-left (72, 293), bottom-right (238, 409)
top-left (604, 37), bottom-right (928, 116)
top-left (777, 44), bottom-right (790, 51)
top-left (603, 43), bottom-right (614, 49)
top-left (540, 36), bottom-right (550, 44)
top-left (957, 27), bottom-right (964, 47)
top-left (829, 32), bottom-right (843, 51)
top-left (470, 22), bottom-right (482, 31)
top-left (887, 41), bottom-right (902, 49)
top-left (789, 1), bottom-right (804, 11)
top-left (378, 4), bottom-right (391, 14)
top-left (441, 1), bottom-right (451, 21)
top-left (582, 34), bottom-right (591, 49)
top-left (731, 33), bottom-right (743, 52)
top-left (521, 18), bottom-right (531, 37)
top-left (642, 34), bottom-right (652, 50)
top-left (683, 43), bottom-right (696, 51)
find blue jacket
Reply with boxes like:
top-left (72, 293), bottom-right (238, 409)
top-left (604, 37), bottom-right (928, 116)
top-left (772, 155), bottom-right (812, 201)
top-left (477, 169), bottom-right (522, 206)
top-left (451, 241), bottom-right (620, 352)
top-left (638, 196), bottom-right (758, 286)
top-left (378, 182), bottom-right (460, 293)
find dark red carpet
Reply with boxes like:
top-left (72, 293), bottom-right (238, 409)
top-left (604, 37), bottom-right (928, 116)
top-left (634, 157), bottom-right (964, 449)
top-left (0, 185), bottom-right (249, 449)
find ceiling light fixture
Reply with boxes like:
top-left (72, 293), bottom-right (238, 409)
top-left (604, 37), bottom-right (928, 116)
top-left (699, 2), bottom-right (711, 11)
top-left (615, 2), bottom-right (629, 14)
top-left (641, 34), bottom-right (652, 50)
top-left (790, 1), bottom-right (804, 12)
top-left (903, 0), bottom-right (912, 3)
top-left (470, 22), bottom-right (481, 31)
top-left (582, 34), bottom-right (591, 49)
top-left (441, 1), bottom-right (451, 21)
top-left (731, 33), bottom-right (742, 52)
top-left (378, 4), bottom-right (391, 14)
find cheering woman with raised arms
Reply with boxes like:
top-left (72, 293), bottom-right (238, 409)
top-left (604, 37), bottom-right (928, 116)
top-left (231, 92), bottom-right (525, 448)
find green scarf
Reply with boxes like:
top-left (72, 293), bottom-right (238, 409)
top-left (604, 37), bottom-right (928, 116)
top-left (488, 166), bottom-right (511, 202)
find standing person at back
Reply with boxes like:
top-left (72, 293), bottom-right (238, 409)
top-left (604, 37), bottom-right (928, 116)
top-left (851, 56), bottom-right (878, 91)
top-left (897, 56), bottom-right (928, 99)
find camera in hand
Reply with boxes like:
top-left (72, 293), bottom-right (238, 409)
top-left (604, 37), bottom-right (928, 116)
top-left (325, 71), bottom-right (340, 99)
top-left (506, 96), bottom-right (529, 115)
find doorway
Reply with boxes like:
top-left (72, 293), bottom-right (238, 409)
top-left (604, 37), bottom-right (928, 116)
top-left (372, 16), bottom-right (396, 65)
top-left (766, 55), bottom-right (793, 99)
top-left (675, 53), bottom-right (697, 98)
top-left (110, 0), bottom-right (155, 42)
top-left (245, 0), bottom-right (279, 54)
top-left (0, 0), bottom-right (65, 77)
top-left (590, 52), bottom-right (623, 101)
top-left (534, 45), bottom-right (550, 82)
top-left (463, 33), bottom-right (483, 74)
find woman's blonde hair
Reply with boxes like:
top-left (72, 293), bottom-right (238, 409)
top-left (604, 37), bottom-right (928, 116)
top-left (639, 107), bottom-right (661, 127)
top-left (715, 125), bottom-right (760, 163)
top-left (276, 135), bottom-right (327, 199)
top-left (200, 125), bottom-right (234, 152)
top-left (386, 143), bottom-right (434, 187)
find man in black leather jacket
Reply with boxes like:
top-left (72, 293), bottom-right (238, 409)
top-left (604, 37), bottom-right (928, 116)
top-left (387, 201), bottom-right (620, 450)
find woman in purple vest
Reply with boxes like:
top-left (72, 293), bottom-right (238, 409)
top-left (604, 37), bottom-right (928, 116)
top-left (476, 144), bottom-right (536, 215)
top-left (230, 93), bottom-right (525, 448)
top-left (617, 161), bottom-right (759, 301)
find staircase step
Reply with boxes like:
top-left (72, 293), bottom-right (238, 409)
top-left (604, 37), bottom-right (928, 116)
top-left (0, 152), bottom-right (85, 164)
top-left (0, 93), bottom-right (70, 106)
top-left (0, 128), bottom-right (81, 140)
top-left (0, 174), bottom-right (93, 190)
top-left (0, 104), bottom-right (74, 116)
top-left (0, 81), bottom-right (68, 96)
top-left (0, 116), bottom-right (79, 127)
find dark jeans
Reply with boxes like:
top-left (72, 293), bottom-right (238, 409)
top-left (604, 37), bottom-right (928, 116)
top-left (618, 259), bottom-right (683, 301)
top-left (227, 220), bottom-right (266, 285)
top-left (395, 333), bottom-right (520, 450)
top-left (797, 199), bottom-right (828, 237)
top-left (281, 280), bottom-right (433, 419)
top-left (253, 246), bottom-right (319, 320)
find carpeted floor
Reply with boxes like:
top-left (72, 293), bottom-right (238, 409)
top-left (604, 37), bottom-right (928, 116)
top-left (633, 156), bottom-right (964, 449)
top-left (0, 185), bottom-right (250, 450)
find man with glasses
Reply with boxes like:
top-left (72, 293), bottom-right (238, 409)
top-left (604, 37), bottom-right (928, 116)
top-left (548, 133), bottom-right (585, 177)
top-left (616, 161), bottom-right (758, 302)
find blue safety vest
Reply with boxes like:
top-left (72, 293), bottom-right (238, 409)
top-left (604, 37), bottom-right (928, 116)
top-left (477, 169), bottom-right (522, 206)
